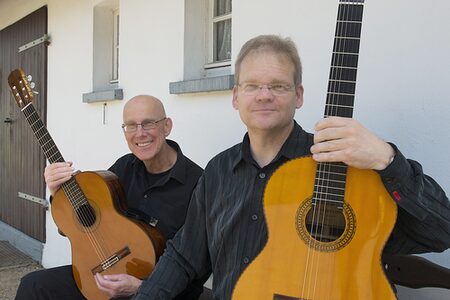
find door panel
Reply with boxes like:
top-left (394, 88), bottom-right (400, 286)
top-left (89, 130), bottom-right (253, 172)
top-left (0, 6), bottom-right (48, 242)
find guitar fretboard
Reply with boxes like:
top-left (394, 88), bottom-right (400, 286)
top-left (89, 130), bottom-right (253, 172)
top-left (314, 0), bottom-right (364, 206)
top-left (22, 103), bottom-right (88, 210)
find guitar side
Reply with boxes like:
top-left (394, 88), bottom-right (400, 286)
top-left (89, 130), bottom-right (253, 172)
top-left (232, 156), bottom-right (397, 300)
top-left (52, 171), bottom-right (165, 300)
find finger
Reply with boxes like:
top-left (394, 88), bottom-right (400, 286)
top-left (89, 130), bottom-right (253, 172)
top-left (314, 116), bottom-right (349, 131)
top-left (311, 138), bottom-right (340, 154)
top-left (95, 274), bottom-right (115, 297)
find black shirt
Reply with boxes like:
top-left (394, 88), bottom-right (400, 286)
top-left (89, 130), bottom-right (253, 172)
top-left (109, 139), bottom-right (203, 240)
top-left (110, 140), bottom-right (207, 299)
top-left (134, 122), bottom-right (450, 300)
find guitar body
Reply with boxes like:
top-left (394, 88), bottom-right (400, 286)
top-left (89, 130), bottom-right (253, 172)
top-left (52, 171), bottom-right (165, 300)
top-left (7, 69), bottom-right (165, 299)
top-left (232, 157), bottom-right (397, 300)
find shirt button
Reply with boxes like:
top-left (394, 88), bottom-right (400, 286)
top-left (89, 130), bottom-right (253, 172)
top-left (259, 173), bottom-right (266, 179)
top-left (243, 257), bottom-right (250, 264)
top-left (144, 194), bottom-right (148, 198)
top-left (251, 214), bottom-right (258, 221)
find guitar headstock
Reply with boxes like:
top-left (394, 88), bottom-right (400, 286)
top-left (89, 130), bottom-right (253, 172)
top-left (7, 69), bottom-right (35, 109)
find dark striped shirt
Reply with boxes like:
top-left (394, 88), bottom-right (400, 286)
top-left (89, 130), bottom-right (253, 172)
top-left (134, 121), bottom-right (450, 300)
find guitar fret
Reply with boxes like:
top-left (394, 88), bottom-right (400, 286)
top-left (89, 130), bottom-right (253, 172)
top-left (333, 38), bottom-right (360, 54)
top-left (329, 67), bottom-right (358, 82)
top-left (329, 79), bottom-right (356, 84)
top-left (328, 80), bottom-right (355, 94)
top-left (324, 103), bottom-right (354, 109)
top-left (327, 91), bottom-right (354, 96)
top-left (331, 53), bottom-right (359, 68)
top-left (333, 51), bottom-right (358, 55)
top-left (338, 4), bottom-right (364, 22)
top-left (330, 65), bottom-right (358, 69)
top-left (335, 36), bottom-right (360, 40)
top-left (311, 199), bottom-right (343, 205)
top-left (316, 171), bottom-right (347, 178)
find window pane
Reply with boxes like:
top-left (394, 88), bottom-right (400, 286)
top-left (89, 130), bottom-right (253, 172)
top-left (214, 0), bottom-right (232, 17)
top-left (214, 19), bottom-right (231, 62)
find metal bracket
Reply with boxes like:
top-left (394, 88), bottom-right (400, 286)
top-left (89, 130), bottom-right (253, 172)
top-left (18, 34), bottom-right (51, 53)
top-left (18, 192), bottom-right (48, 208)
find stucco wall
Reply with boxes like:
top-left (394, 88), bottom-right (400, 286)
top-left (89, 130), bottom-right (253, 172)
top-left (1, 0), bottom-right (449, 298)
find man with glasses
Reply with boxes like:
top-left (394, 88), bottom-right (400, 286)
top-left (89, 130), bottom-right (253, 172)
top-left (132, 35), bottom-right (450, 300)
top-left (16, 95), bottom-right (207, 300)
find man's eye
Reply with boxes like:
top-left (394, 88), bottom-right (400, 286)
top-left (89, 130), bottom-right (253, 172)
top-left (245, 84), bottom-right (258, 91)
top-left (271, 84), bottom-right (285, 91)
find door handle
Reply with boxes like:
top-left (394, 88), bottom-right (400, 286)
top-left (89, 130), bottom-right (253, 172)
top-left (4, 117), bottom-right (13, 123)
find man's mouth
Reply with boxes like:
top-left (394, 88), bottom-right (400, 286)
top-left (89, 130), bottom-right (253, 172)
top-left (136, 142), bottom-right (152, 147)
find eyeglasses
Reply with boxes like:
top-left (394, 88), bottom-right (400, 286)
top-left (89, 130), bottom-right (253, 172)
top-left (238, 83), bottom-right (294, 96)
top-left (121, 117), bottom-right (166, 133)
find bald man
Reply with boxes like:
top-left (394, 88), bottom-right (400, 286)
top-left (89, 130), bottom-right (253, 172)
top-left (16, 95), bottom-right (207, 300)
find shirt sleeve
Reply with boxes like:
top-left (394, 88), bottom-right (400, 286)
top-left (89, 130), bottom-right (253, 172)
top-left (133, 174), bottom-right (212, 299)
top-left (378, 143), bottom-right (450, 254)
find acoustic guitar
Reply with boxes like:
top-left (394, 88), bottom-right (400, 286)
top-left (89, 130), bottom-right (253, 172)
top-left (232, 1), bottom-right (397, 299)
top-left (8, 69), bottom-right (165, 300)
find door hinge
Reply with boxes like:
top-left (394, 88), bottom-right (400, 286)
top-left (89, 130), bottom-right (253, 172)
top-left (18, 192), bottom-right (48, 208)
top-left (18, 34), bottom-right (51, 53)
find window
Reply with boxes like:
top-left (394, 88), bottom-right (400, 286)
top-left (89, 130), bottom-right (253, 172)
top-left (207, 0), bottom-right (232, 67)
top-left (82, 0), bottom-right (123, 103)
top-left (170, 0), bottom-right (233, 94)
top-left (111, 8), bottom-right (119, 83)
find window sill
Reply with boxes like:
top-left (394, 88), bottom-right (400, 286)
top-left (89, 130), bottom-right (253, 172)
top-left (82, 88), bottom-right (123, 103)
top-left (169, 75), bottom-right (234, 94)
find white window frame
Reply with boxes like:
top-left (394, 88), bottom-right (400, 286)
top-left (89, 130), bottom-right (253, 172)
top-left (205, 0), bottom-right (232, 69)
top-left (111, 8), bottom-right (119, 83)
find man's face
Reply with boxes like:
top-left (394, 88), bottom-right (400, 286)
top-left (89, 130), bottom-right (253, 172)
top-left (122, 98), bottom-right (170, 163)
top-left (232, 51), bottom-right (303, 133)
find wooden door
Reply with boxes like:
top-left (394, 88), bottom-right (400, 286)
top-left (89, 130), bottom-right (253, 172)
top-left (0, 6), bottom-right (48, 242)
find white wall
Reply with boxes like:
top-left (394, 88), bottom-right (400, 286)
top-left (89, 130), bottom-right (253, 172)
top-left (1, 0), bottom-right (449, 298)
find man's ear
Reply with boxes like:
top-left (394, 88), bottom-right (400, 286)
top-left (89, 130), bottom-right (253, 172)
top-left (164, 117), bottom-right (173, 137)
top-left (232, 85), bottom-right (239, 110)
top-left (295, 84), bottom-right (304, 109)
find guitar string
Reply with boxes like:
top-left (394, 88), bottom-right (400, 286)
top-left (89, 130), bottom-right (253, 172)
top-left (23, 104), bottom-right (111, 266)
top-left (62, 179), bottom-right (110, 261)
top-left (24, 105), bottom-right (107, 263)
top-left (304, 1), bottom-right (361, 298)
top-left (324, 2), bottom-right (360, 298)
top-left (318, 3), bottom-right (355, 298)
top-left (60, 167), bottom-right (120, 267)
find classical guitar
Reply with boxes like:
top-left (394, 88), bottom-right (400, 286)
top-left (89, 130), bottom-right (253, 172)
top-left (8, 69), bottom-right (165, 300)
top-left (232, 1), bottom-right (397, 299)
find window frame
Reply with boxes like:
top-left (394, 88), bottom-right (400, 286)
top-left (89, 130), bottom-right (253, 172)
top-left (206, 0), bottom-right (232, 68)
top-left (110, 8), bottom-right (119, 83)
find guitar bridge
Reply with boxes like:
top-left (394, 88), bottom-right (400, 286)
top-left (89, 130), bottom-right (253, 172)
top-left (91, 246), bottom-right (131, 274)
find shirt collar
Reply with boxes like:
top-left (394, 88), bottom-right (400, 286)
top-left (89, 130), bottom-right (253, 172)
top-left (131, 139), bottom-right (187, 185)
top-left (232, 120), bottom-right (305, 170)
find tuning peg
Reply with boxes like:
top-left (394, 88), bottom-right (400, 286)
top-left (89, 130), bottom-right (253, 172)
top-left (30, 82), bottom-right (36, 89)
top-left (27, 75), bottom-right (32, 82)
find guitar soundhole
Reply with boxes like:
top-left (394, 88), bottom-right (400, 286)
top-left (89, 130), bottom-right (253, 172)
top-left (296, 198), bottom-right (356, 252)
top-left (76, 204), bottom-right (97, 227)
top-left (305, 202), bottom-right (345, 242)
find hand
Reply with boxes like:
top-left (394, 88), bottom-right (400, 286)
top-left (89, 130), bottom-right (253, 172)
top-left (311, 117), bottom-right (395, 170)
top-left (94, 273), bottom-right (142, 298)
top-left (44, 162), bottom-right (75, 196)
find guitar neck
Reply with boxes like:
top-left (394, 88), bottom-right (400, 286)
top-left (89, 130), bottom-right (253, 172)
top-left (22, 102), bottom-right (65, 164)
top-left (21, 102), bottom-right (87, 209)
top-left (314, 0), bottom-right (365, 205)
top-left (325, 0), bottom-right (364, 119)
